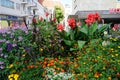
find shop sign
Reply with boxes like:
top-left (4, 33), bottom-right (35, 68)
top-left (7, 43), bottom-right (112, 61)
top-left (109, 8), bottom-right (120, 14)
top-left (8, 16), bottom-right (18, 20)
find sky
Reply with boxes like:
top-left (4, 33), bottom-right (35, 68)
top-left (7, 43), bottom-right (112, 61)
top-left (60, 0), bottom-right (72, 5)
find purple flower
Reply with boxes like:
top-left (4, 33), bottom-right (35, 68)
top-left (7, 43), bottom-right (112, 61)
top-left (18, 36), bottom-right (23, 41)
top-left (6, 40), bottom-right (10, 43)
top-left (0, 61), bottom-right (4, 65)
top-left (0, 48), bottom-right (3, 53)
top-left (12, 44), bottom-right (17, 47)
top-left (0, 39), bottom-right (6, 43)
top-left (0, 66), bottom-right (5, 69)
top-left (7, 43), bottom-right (13, 51)
top-left (117, 36), bottom-right (120, 39)
top-left (25, 48), bottom-right (30, 54)
top-left (0, 48), bottom-right (3, 51)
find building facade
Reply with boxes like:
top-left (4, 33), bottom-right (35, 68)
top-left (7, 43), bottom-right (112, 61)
top-left (0, 0), bottom-right (46, 28)
top-left (72, 0), bottom-right (120, 24)
top-left (64, 4), bottom-right (72, 26)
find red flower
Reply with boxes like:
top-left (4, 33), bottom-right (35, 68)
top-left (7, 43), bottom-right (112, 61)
top-left (67, 18), bottom-right (76, 29)
top-left (52, 17), bottom-right (57, 22)
top-left (45, 12), bottom-right (49, 16)
top-left (85, 12), bottom-right (101, 25)
top-left (57, 23), bottom-right (64, 31)
top-left (94, 13), bottom-right (100, 21)
top-left (40, 17), bottom-right (44, 22)
top-left (32, 17), bottom-right (36, 23)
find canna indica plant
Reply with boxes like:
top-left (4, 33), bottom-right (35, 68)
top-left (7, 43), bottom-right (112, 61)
top-left (57, 13), bottom-right (110, 51)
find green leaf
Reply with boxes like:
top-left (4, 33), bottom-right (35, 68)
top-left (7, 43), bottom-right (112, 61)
top-left (98, 24), bottom-right (110, 32)
top-left (63, 39), bottom-right (73, 46)
top-left (90, 39), bottom-right (100, 43)
top-left (78, 40), bottom-right (86, 49)
top-left (70, 48), bottom-right (78, 51)
top-left (80, 26), bottom-right (88, 35)
top-left (90, 22), bottom-right (98, 34)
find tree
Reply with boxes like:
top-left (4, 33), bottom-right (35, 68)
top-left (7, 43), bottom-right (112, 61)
top-left (54, 6), bottom-right (64, 23)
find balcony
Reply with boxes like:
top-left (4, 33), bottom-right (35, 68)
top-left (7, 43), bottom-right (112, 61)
top-left (27, 3), bottom-right (36, 7)
top-left (21, 0), bottom-right (28, 5)
top-left (31, 7), bottom-right (38, 10)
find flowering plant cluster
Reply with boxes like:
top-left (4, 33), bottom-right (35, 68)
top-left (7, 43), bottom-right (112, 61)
top-left (57, 13), bottom-right (110, 51)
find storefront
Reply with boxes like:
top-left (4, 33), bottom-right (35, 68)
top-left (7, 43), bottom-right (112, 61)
top-left (0, 15), bottom-right (25, 28)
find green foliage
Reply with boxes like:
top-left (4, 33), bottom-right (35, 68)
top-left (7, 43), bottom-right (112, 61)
top-left (54, 6), bottom-right (64, 23)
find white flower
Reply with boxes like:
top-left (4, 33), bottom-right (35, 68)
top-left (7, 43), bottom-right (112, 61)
top-left (102, 41), bottom-right (110, 46)
top-left (104, 31), bottom-right (108, 35)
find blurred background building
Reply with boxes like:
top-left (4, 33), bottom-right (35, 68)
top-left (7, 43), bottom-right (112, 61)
top-left (0, 0), bottom-right (46, 28)
top-left (72, 0), bottom-right (120, 24)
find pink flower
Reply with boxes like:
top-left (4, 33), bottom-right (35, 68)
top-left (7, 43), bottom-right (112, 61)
top-left (40, 17), bottom-right (44, 21)
top-left (45, 12), bottom-right (49, 16)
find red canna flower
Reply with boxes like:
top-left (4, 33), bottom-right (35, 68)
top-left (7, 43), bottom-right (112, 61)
top-left (67, 18), bottom-right (76, 29)
top-left (85, 12), bottom-right (101, 26)
top-left (94, 12), bottom-right (100, 21)
top-left (57, 23), bottom-right (64, 31)
top-left (45, 12), bottom-right (49, 17)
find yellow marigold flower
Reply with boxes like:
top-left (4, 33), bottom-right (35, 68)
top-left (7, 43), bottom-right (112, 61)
top-left (8, 74), bottom-right (14, 79)
top-left (83, 62), bottom-right (86, 64)
top-left (102, 48), bottom-right (105, 50)
top-left (111, 55), bottom-right (114, 57)
top-left (22, 54), bottom-right (26, 57)
top-left (108, 76), bottom-right (112, 80)
top-left (8, 74), bottom-right (19, 80)
top-left (103, 67), bottom-right (106, 70)
top-left (61, 46), bottom-right (64, 50)
top-left (9, 64), bottom-right (13, 68)
top-left (14, 74), bottom-right (19, 80)
top-left (115, 54), bottom-right (119, 57)
top-left (39, 48), bottom-right (43, 52)
top-left (110, 48), bottom-right (114, 51)
top-left (97, 56), bottom-right (100, 59)
top-left (118, 46), bottom-right (120, 48)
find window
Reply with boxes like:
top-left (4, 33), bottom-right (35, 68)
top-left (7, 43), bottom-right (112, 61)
top-left (16, 3), bottom-right (20, 10)
top-left (1, 0), bottom-right (14, 9)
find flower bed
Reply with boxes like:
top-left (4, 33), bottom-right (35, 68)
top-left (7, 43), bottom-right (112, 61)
top-left (0, 13), bottom-right (120, 80)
